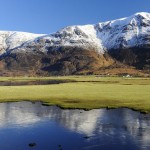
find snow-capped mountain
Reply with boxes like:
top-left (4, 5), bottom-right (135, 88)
top-left (0, 12), bottom-right (150, 55)
top-left (96, 12), bottom-right (150, 49)
top-left (0, 12), bottom-right (149, 76)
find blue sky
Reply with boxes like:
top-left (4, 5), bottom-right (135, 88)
top-left (0, 0), bottom-right (149, 34)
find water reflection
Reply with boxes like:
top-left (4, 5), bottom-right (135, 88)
top-left (0, 101), bottom-right (149, 150)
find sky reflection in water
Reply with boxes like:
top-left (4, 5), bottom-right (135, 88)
top-left (0, 101), bottom-right (149, 150)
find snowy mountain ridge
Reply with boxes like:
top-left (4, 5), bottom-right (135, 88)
top-left (0, 31), bottom-right (44, 54)
top-left (96, 12), bottom-right (150, 49)
top-left (0, 12), bottom-right (150, 55)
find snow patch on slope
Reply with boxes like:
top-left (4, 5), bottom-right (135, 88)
top-left (19, 25), bottom-right (105, 54)
top-left (0, 31), bottom-right (44, 54)
top-left (96, 12), bottom-right (150, 49)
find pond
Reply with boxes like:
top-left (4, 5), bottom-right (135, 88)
top-left (0, 80), bottom-right (71, 86)
top-left (0, 101), bottom-right (149, 150)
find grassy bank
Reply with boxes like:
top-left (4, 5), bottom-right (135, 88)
top-left (0, 76), bottom-right (150, 113)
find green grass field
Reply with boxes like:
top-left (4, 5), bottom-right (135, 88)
top-left (0, 76), bottom-right (150, 113)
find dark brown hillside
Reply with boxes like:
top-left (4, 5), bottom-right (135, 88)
top-left (0, 46), bottom-right (146, 76)
top-left (109, 47), bottom-right (150, 71)
top-left (0, 47), bottom-right (113, 76)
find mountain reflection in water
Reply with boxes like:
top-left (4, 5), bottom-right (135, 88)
top-left (0, 101), bottom-right (149, 150)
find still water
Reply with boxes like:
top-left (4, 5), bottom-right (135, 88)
top-left (0, 102), bottom-right (149, 150)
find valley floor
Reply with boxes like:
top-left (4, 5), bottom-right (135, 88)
top-left (0, 76), bottom-right (150, 113)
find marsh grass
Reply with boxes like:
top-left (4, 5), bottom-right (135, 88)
top-left (0, 76), bottom-right (149, 113)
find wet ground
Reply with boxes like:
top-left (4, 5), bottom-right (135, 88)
top-left (0, 80), bottom-right (71, 86)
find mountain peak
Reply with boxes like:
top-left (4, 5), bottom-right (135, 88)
top-left (133, 12), bottom-right (150, 18)
top-left (96, 12), bottom-right (150, 50)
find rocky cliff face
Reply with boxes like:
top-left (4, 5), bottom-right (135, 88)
top-left (0, 12), bottom-right (149, 76)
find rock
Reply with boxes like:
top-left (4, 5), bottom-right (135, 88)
top-left (28, 143), bottom-right (36, 147)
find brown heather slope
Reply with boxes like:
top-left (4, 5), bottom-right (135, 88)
top-left (0, 46), bottom-right (147, 76)
top-left (109, 47), bottom-right (150, 75)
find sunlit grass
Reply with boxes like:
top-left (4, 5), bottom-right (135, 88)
top-left (0, 76), bottom-right (149, 113)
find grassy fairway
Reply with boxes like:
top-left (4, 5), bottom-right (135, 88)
top-left (0, 76), bottom-right (150, 113)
